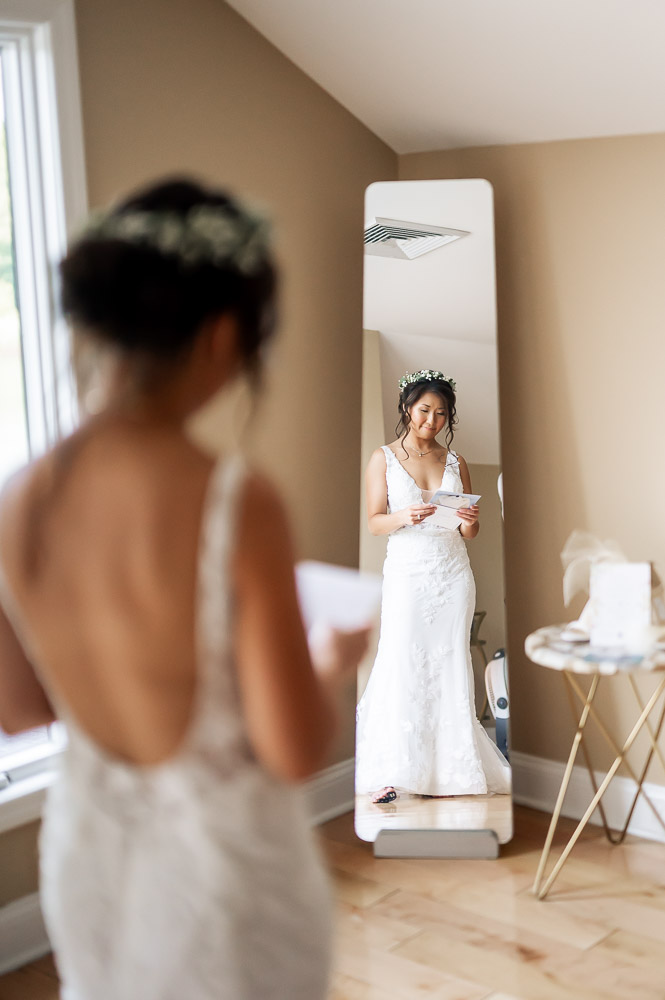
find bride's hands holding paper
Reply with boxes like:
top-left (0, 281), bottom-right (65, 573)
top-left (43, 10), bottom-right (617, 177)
top-left (399, 503), bottom-right (437, 526)
top-left (457, 504), bottom-right (479, 526)
top-left (457, 503), bottom-right (480, 539)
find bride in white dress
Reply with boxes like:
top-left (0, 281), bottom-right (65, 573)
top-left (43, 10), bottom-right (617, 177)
top-left (0, 178), bottom-right (369, 999)
top-left (355, 370), bottom-right (511, 803)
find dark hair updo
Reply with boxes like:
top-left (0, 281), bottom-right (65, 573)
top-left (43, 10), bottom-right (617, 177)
top-left (396, 377), bottom-right (458, 453)
top-left (60, 177), bottom-right (277, 377)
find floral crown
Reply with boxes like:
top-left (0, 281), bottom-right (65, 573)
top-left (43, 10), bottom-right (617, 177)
top-left (80, 202), bottom-right (271, 276)
top-left (398, 369), bottom-right (456, 393)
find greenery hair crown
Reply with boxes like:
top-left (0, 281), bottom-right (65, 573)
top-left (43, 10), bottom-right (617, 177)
top-left (80, 202), bottom-right (271, 276)
top-left (398, 369), bottom-right (456, 393)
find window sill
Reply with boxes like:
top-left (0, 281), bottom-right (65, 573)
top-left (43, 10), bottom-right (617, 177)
top-left (0, 769), bottom-right (55, 834)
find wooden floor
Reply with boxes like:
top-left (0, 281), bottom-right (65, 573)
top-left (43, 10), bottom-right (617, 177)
top-left (354, 791), bottom-right (513, 845)
top-left (3, 806), bottom-right (665, 999)
top-left (324, 806), bottom-right (665, 999)
top-left (0, 954), bottom-right (59, 1000)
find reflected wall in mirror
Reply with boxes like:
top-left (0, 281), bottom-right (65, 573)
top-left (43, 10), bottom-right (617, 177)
top-left (355, 179), bottom-right (512, 846)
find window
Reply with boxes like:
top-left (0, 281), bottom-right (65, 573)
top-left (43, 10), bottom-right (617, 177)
top-left (0, 0), bottom-right (86, 825)
top-left (0, 77), bottom-right (29, 481)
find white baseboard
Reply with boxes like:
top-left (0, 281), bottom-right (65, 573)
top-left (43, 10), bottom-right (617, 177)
top-left (0, 892), bottom-right (50, 975)
top-left (304, 757), bottom-right (355, 825)
top-left (302, 752), bottom-right (665, 844)
top-left (511, 749), bottom-right (665, 844)
top-left (0, 773), bottom-right (52, 835)
top-left (302, 750), bottom-right (665, 844)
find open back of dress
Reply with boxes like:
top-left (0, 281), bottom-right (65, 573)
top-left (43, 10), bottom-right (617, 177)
top-left (32, 456), bottom-right (331, 1000)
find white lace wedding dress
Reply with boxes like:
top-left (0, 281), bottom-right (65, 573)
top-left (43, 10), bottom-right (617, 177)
top-left (34, 457), bottom-right (331, 1000)
top-left (355, 445), bottom-right (511, 797)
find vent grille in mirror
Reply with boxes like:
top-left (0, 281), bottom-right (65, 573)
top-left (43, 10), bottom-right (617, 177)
top-left (364, 216), bottom-right (469, 259)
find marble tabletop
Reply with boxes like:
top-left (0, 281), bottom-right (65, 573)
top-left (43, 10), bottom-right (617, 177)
top-left (525, 625), bottom-right (665, 676)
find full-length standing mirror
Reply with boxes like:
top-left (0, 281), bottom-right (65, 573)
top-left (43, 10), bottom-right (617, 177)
top-left (355, 179), bottom-right (512, 849)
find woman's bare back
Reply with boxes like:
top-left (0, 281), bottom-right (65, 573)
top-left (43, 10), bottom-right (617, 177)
top-left (0, 419), bottom-right (218, 765)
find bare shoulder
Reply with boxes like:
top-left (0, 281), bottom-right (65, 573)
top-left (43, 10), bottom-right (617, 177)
top-left (0, 456), bottom-right (52, 566)
top-left (0, 425), bottom-right (217, 568)
top-left (365, 447), bottom-right (389, 482)
top-left (0, 443), bottom-right (60, 509)
top-left (0, 462), bottom-right (35, 525)
top-left (368, 445), bottom-right (388, 466)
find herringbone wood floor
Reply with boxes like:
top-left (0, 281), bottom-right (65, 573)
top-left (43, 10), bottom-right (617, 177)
top-left (3, 806), bottom-right (665, 999)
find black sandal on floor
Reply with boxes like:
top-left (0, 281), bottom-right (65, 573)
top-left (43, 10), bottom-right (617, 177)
top-left (372, 786), bottom-right (397, 804)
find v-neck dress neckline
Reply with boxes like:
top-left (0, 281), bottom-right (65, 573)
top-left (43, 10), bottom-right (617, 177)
top-left (385, 444), bottom-right (450, 495)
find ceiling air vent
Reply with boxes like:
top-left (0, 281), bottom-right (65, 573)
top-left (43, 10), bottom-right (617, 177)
top-left (364, 216), bottom-right (469, 259)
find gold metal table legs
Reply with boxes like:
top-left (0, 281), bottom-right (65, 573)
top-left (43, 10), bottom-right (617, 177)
top-left (533, 670), bottom-right (665, 900)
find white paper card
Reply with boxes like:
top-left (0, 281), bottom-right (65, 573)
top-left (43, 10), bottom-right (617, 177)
top-left (590, 562), bottom-right (651, 648)
top-left (295, 561), bottom-right (382, 632)
top-left (426, 506), bottom-right (466, 530)
top-left (425, 491), bottom-right (481, 531)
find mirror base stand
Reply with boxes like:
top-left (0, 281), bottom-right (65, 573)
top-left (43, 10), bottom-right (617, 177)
top-left (373, 828), bottom-right (499, 859)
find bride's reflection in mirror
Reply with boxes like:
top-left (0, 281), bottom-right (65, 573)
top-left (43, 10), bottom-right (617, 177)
top-left (355, 179), bottom-right (512, 845)
top-left (356, 370), bottom-right (511, 800)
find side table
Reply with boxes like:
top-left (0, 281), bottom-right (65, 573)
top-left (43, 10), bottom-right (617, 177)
top-left (524, 625), bottom-right (665, 899)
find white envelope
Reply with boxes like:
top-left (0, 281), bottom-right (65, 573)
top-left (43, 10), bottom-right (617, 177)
top-left (295, 561), bottom-right (382, 631)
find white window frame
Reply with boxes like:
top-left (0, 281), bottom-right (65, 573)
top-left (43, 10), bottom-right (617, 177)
top-left (0, 0), bottom-right (87, 832)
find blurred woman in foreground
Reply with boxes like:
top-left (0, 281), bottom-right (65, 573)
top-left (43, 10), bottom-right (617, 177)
top-left (0, 178), bottom-right (366, 1000)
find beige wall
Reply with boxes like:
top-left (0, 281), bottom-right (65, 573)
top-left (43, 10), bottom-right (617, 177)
top-left (400, 134), bottom-right (665, 773)
top-left (76, 0), bottom-right (396, 564)
top-left (0, 821), bottom-right (39, 907)
top-left (0, 0), bottom-right (395, 907)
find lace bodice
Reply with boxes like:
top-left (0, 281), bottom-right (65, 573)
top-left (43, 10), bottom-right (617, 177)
top-left (383, 444), bottom-right (464, 534)
top-left (382, 445), bottom-right (470, 574)
top-left (383, 442), bottom-right (463, 495)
